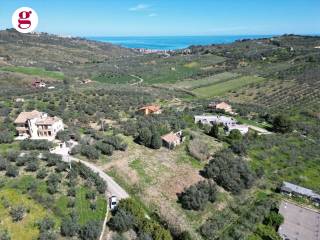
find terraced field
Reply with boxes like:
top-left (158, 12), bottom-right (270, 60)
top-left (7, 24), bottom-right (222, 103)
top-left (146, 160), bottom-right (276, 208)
top-left (192, 75), bottom-right (265, 98)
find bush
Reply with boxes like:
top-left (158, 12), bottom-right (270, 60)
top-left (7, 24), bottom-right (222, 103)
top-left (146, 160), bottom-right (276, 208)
top-left (0, 229), bottom-right (10, 240)
top-left (36, 168), bottom-right (48, 179)
top-left (6, 151), bottom-right (19, 162)
top-left (20, 140), bottom-right (53, 150)
top-left (5, 165), bottom-right (19, 177)
top-left (95, 142), bottom-right (114, 156)
top-left (85, 191), bottom-right (96, 200)
top-left (47, 173), bottom-right (60, 194)
top-left (79, 220), bottom-right (101, 240)
top-left (25, 161), bottom-right (38, 172)
top-left (108, 209), bottom-right (134, 232)
top-left (150, 132), bottom-right (162, 149)
top-left (202, 150), bottom-right (255, 194)
top-left (80, 145), bottom-right (100, 160)
top-left (61, 217), bottom-right (79, 237)
top-left (41, 153), bottom-right (62, 167)
top-left (208, 124), bottom-right (219, 138)
top-left (10, 205), bottom-right (26, 222)
top-left (272, 115), bottom-right (292, 133)
top-left (0, 157), bottom-right (7, 171)
top-left (56, 130), bottom-right (71, 142)
top-left (70, 145), bottom-right (81, 155)
top-left (0, 131), bottom-right (14, 144)
top-left (55, 161), bottom-right (68, 172)
top-left (187, 138), bottom-right (210, 161)
top-left (136, 128), bottom-right (152, 147)
top-left (178, 180), bottom-right (217, 210)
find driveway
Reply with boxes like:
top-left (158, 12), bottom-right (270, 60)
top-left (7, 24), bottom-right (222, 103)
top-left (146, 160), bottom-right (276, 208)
top-left (50, 143), bottom-right (129, 200)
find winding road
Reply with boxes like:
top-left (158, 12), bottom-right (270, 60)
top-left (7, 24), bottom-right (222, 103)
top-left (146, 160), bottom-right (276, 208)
top-left (50, 145), bottom-right (129, 199)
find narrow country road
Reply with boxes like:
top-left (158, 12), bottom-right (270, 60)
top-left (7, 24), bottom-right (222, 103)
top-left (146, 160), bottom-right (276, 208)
top-left (62, 154), bottom-right (129, 200)
top-left (50, 145), bottom-right (129, 200)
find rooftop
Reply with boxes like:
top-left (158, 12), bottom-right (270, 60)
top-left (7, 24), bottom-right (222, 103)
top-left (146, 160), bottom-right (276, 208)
top-left (279, 201), bottom-right (320, 240)
top-left (14, 110), bottom-right (42, 124)
top-left (161, 132), bottom-right (180, 143)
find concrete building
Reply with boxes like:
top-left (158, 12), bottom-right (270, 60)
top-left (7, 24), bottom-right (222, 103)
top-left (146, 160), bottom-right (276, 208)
top-left (281, 182), bottom-right (320, 204)
top-left (14, 110), bottom-right (64, 140)
top-left (228, 124), bottom-right (249, 135)
top-left (194, 115), bottom-right (237, 127)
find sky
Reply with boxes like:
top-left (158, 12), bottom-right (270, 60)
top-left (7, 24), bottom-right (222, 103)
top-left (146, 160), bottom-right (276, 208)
top-left (1, 0), bottom-right (319, 36)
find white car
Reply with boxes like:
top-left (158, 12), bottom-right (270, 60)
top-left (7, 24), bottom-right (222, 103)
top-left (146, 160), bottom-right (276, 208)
top-left (109, 196), bottom-right (117, 210)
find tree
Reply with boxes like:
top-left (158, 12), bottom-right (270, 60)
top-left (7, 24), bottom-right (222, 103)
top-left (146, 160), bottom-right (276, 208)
top-left (79, 220), bottom-right (101, 240)
top-left (0, 131), bottom-right (14, 144)
top-left (178, 180), bottom-right (217, 210)
top-left (56, 130), bottom-right (70, 142)
top-left (202, 150), bottom-right (255, 194)
top-left (272, 115), bottom-right (292, 133)
top-left (25, 161), bottom-right (38, 172)
top-left (37, 168), bottom-right (48, 179)
top-left (108, 209), bottom-right (134, 232)
top-left (150, 131), bottom-right (162, 149)
top-left (178, 231), bottom-right (193, 240)
top-left (0, 157), bottom-right (7, 171)
top-left (5, 165), bottom-right (19, 177)
top-left (263, 211), bottom-right (284, 229)
top-left (60, 217), bottom-right (79, 237)
top-left (38, 217), bottom-right (56, 240)
top-left (6, 151), bottom-right (18, 162)
top-left (209, 124), bottom-right (219, 138)
top-left (80, 145), bottom-right (100, 160)
top-left (0, 229), bottom-right (10, 240)
top-left (136, 128), bottom-right (152, 147)
top-left (10, 206), bottom-right (26, 222)
top-left (228, 129), bottom-right (243, 142)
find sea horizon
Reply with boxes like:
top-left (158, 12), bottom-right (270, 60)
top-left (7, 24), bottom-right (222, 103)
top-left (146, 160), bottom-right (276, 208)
top-left (86, 35), bottom-right (275, 50)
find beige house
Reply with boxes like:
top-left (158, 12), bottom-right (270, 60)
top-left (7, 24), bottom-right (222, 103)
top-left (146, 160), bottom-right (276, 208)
top-left (209, 102), bottom-right (233, 114)
top-left (138, 105), bottom-right (162, 115)
top-left (14, 110), bottom-right (64, 140)
top-left (161, 131), bottom-right (184, 149)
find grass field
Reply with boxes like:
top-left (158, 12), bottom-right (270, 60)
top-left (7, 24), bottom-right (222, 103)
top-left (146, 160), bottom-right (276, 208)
top-left (192, 75), bottom-right (265, 98)
top-left (0, 66), bottom-right (64, 80)
top-left (0, 189), bottom-right (48, 240)
top-left (166, 72), bottom-right (239, 90)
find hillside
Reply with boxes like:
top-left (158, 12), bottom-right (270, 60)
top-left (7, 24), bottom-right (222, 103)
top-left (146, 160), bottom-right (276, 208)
top-left (0, 31), bottom-right (319, 240)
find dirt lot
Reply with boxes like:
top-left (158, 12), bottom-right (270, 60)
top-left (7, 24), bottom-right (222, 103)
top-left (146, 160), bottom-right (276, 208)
top-left (98, 133), bottom-right (223, 238)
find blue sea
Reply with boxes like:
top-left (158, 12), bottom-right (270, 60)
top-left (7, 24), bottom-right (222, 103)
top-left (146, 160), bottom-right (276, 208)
top-left (87, 35), bottom-right (273, 50)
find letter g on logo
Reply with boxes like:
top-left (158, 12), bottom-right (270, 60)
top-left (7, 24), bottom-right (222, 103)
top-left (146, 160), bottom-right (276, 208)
top-left (12, 7), bottom-right (38, 33)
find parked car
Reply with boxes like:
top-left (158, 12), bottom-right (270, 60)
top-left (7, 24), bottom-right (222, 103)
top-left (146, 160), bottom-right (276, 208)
top-left (109, 195), bottom-right (117, 210)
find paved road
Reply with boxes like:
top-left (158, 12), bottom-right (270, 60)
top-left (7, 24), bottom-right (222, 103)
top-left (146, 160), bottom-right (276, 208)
top-left (51, 145), bottom-right (129, 200)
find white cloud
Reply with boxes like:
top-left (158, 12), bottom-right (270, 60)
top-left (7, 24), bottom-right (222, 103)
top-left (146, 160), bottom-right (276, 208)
top-left (148, 13), bottom-right (158, 17)
top-left (129, 4), bottom-right (150, 11)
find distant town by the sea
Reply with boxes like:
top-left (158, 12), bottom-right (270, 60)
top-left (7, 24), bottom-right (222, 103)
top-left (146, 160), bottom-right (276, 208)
top-left (87, 35), bottom-right (273, 51)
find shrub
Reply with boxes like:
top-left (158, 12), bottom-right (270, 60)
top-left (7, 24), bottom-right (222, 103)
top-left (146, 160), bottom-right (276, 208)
top-left (187, 138), bottom-right (210, 161)
top-left (5, 165), bottom-right (19, 177)
top-left (108, 209), bottom-right (134, 232)
top-left (0, 131), bottom-right (14, 144)
top-left (0, 229), bottom-right (10, 240)
top-left (95, 142), bottom-right (114, 156)
top-left (10, 205), bottom-right (26, 222)
top-left (60, 217), bottom-right (79, 237)
top-left (272, 115), bottom-right (292, 133)
top-left (67, 187), bottom-right (76, 197)
top-left (178, 180), bottom-right (217, 210)
top-left (150, 132), bottom-right (162, 149)
top-left (136, 128), bottom-right (152, 147)
top-left (47, 173), bottom-right (60, 194)
top-left (0, 157), bottom-right (7, 171)
top-left (36, 168), bottom-right (48, 179)
top-left (25, 161), bottom-right (38, 172)
top-left (6, 151), bottom-right (19, 162)
top-left (208, 124), bottom-right (219, 138)
top-left (80, 145), bottom-right (100, 160)
top-left (42, 153), bottom-right (62, 167)
top-left (85, 191), bottom-right (96, 200)
top-left (70, 145), bottom-right (81, 155)
top-left (79, 220), bottom-right (101, 240)
top-left (20, 140), bottom-right (53, 150)
top-left (202, 150), bottom-right (255, 194)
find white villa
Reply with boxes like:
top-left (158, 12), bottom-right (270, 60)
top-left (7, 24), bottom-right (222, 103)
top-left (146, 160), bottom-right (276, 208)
top-left (194, 115), bottom-right (237, 126)
top-left (194, 115), bottom-right (249, 135)
top-left (14, 110), bottom-right (64, 140)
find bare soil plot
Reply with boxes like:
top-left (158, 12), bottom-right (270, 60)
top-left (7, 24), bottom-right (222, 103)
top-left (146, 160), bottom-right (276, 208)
top-left (98, 134), bottom-right (223, 238)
